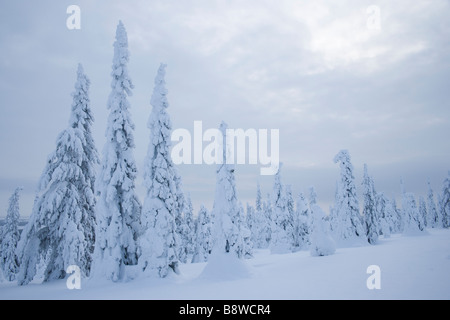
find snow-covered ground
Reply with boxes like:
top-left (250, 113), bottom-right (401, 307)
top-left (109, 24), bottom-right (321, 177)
top-left (1, 229), bottom-right (450, 300)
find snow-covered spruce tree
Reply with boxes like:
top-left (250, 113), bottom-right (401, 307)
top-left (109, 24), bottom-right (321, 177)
top-left (262, 193), bottom-right (273, 246)
top-left (362, 164), bottom-right (379, 244)
top-left (17, 65), bottom-right (99, 285)
top-left (248, 185), bottom-right (271, 249)
top-left (418, 196), bottom-right (427, 230)
top-left (246, 203), bottom-right (257, 247)
top-left (192, 205), bottom-right (213, 263)
top-left (174, 202), bottom-right (188, 264)
top-left (426, 181), bottom-right (440, 228)
top-left (308, 186), bottom-right (317, 207)
top-left (310, 204), bottom-right (336, 257)
top-left (376, 193), bottom-right (395, 238)
top-left (1, 187), bottom-right (22, 281)
top-left (390, 196), bottom-right (403, 233)
top-left (441, 172), bottom-right (450, 229)
top-left (94, 21), bottom-right (141, 281)
top-left (237, 203), bottom-right (253, 259)
top-left (294, 192), bottom-right (316, 249)
top-left (256, 183), bottom-right (263, 213)
top-left (333, 150), bottom-right (366, 244)
top-left (285, 185), bottom-right (299, 250)
top-left (69, 64), bottom-right (99, 260)
top-left (269, 165), bottom-right (293, 254)
top-left (402, 192), bottom-right (423, 234)
top-left (211, 121), bottom-right (243, 258)
top-left (138, 63), bottom-right (184, 277)
top-left (182, 195), bottom-right (196, 262)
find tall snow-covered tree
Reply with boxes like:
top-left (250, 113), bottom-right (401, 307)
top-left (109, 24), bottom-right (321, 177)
top-left (1, 187), bottom-right (22, 281)
top-left (17, 64), bottom-right (99, 285)
top-left (332, 150), bottom-right (366, 244)
top-left (426, 181), bottom-right (440, 228)
top-left (192, 205), bottom-right (213, 263)
top-left (138, 63), bottom-right (184, 278)
top-left (211, 121), bottom-right (243, 258)
top-left (441, 172), bottom-right (450, 229)
top-left (270, 165), bottom-right (293, 254)
top-left (309, 204), bottom-right (336, 257)
top-left (362, 164), bottom-right (379, 244)
top-left (69, 63), bottom-right (99, 258)
top-left (94, 21), bottom-right (141, 281)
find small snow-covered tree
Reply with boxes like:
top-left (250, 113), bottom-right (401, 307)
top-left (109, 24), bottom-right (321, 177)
top-left (192, 205), bottom-right (213, 263)
top-left (237, 203), bottom-right (253, 259)
top-left (138, 63), bottom-right (185, 278)
top-left (1, 187), bottom-right (22, 281)
top-left (376, 193), bottom-right (396, 238)
top-left (17, 64), bottom-right (98, 285)
top-left (247, 184), bottom-right (270, 249)
top-left (310, 204), bottom-right (336, 257)
top-left (391, 196), bottom-right (403, 233)
top-left (183, 195), bottom-right (196, 261)
top-left (293, 192), bottom-right (310, 250)
top-left (94, 22), bottom-right (141, 282)
top-left (418, 196), bottom-right (427, 230)
top-left (285, 185), bottom-right (295, 221)
top-left (402, 192), bottom-right (422, 234)
top-left (256, 183), bottom-right (263, 213)
top-left (332, 150), bottom-right (366, 244)
top-left (441, 172), bottom-right (450, 229)
top-left (270, 165), bottom-right (293, 254)
top-left (426, 181), bottom-right (440, 228)
top-left (249, 184), bottom-right (271, 249)
top-left (262, 193), bottom-right (273, 246)
top-left (308, 186), bottom-right (317, 207)
top-left (246, 203), bottom-right (258, 247)
top-left (362, 164), bottom-right (379, 244)
top-left (174, 204), bottom-right (188, 264)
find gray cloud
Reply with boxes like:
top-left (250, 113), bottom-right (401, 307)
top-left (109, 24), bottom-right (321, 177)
top-left (0, 0), bottom-right (449, 217)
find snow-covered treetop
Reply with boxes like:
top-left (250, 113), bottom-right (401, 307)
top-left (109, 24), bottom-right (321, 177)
top-left (109, 20), bottom-right (134, 100)
top-left (218, 121), bottom-right (232, 170)
top-left (150, 63), bottom-right (169, 111)
top-left (5, 187), bottom-right (22, 227)
top-left (146, 63), bottom-right (172, 163)
top-left (272, 162), bottom-right (284, 208)
top-left (333, 150), bottom-right (353, 173)
top-left (69, 64), bottom-right (92, 129)
top-left (256, 183), bottom-right (262, 212)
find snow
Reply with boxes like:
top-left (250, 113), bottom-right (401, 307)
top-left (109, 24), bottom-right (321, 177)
top-left (198, 251), bottom-right (251, 281)
top-left (2, 229), bottom-right (450, 300)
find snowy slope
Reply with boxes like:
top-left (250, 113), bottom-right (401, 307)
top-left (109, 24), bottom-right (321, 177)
top-left (1, 229), bottom-right (450, 300)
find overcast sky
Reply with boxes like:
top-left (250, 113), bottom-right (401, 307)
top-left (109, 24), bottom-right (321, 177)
top-left (0, 0), bottom-right (449, 218)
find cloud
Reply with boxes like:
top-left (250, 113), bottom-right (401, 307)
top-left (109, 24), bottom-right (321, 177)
top-left (0, 0), bottom-right (449, 215)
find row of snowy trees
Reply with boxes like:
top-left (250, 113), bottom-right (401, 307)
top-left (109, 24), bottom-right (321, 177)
top-left (1, 20), bottom-right (450, 284)
top-left (244, 154), bottom-right (450, 256)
